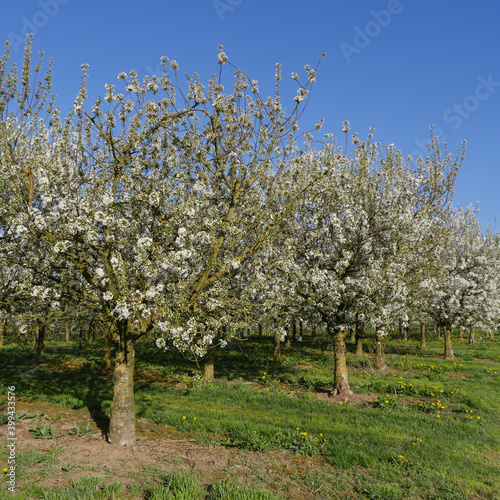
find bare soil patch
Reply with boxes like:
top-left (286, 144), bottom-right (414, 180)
top-left (0, 400), bottom-right (357, 499)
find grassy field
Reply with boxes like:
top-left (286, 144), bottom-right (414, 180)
top-left (0, 332), bottom-right (499, 499)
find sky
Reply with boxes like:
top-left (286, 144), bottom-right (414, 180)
top-left (1, 0), bottom-right (499, 229)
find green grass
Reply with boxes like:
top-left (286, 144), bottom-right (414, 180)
top-left (0, 332), bottom-right (499, 499)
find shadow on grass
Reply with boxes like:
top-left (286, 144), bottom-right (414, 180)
top-left (84, 374), bottom-right (110, 438)
top-left (0, 343), bottom-right (113, 436)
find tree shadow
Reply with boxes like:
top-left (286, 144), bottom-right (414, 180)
top-left (83, 371), bottom-right (110, 439)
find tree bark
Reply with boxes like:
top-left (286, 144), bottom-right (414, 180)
top-left (374, 329), bottom-right (387, 371)
top-left (329, 323), bottom-right (351, 396)
top-left (355, 322), bottom-right (364, 355)
top-left (420, 323), bottom-right (427, 350)
top-left (0, 321), bottom-right (4, 347)
top-left (204, 348), bottom-right (214, 380)
top-left (403, 325), bottom-right (409, 342)
top-left (458, 327), bottom-right (464, 342)
top-left (65, 322), bottom-right (70, 342)
top-left (109, 322), bottom-right (136, 446)
top-left (489, 327), bottom-right (495, 340)
top-left (443, 324), bottom-right (454, 359)
top-left (34, 320), bottom-right (46, 364)
top-left (468, 326), bottom-right (477, 345)
top-left (103, 322), bottom-right (112, 369)
top-left (273, 331), bottom-right (281, 361)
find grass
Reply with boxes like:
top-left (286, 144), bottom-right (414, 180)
top-left (0, 331), bottom-right (499, 499)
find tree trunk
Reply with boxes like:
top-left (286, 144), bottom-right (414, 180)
top-left (34, 321), bottom-right (46, 364)
top-left (468, 326), bottom-right (477, 345)
top-left (489, 327), bottom-right (495, 340)
top-left (374, 329), bottom-right (387, 371)
top-left (65, 322), bottom-right (70, 342)
top-left (258, 322), bottom-right (263, 337)
top-left (273, 331), bottom-right (281, 361)
top-left (204, 348), bottom-right (214, 380)
top-left (458, 327), bottom-right (464, 342)
top-left (292, 319), bottom-right (297, 342)
top-left (355, 322), bottom-right (364, 355)
top-left (329, 323), bottom-right (351, 396)
top-left (0, 321), bottom-right (4, 347)
top-left (109, 322), bottom-right (136, 446)
top-left (403, 326), bottom-right (409, 342)
top-left (443, 324), bottom-right (454, 360)
top-left (103, 323), bottom-right (112, 369)
top-left (349, 328), bottom-right (355, 343)
top-left (420, 323), bottom-right (427, 350)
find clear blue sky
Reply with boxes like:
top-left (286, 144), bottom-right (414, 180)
top-left (1, 0), bottom-right (499, 228)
